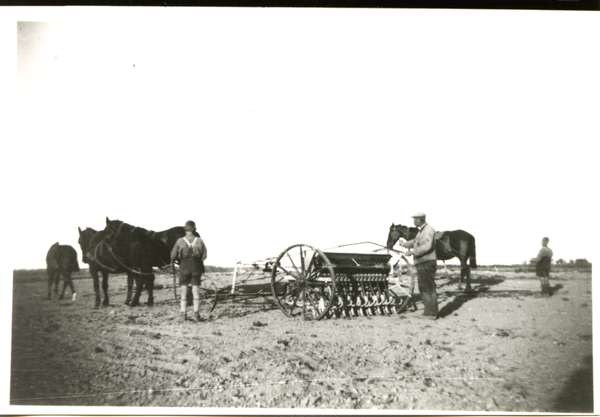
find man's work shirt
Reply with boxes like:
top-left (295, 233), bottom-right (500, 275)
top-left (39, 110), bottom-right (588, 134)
top-left (404, 223), bottom-right (437, 264)
top-left (171, 236), bottom-right (208, 263)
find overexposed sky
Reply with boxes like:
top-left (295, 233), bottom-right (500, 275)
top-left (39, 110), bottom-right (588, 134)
top-left (3, 9), bottom-right (599, 269)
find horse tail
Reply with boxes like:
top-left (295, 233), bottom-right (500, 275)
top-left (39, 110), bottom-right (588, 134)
top-left (67, 246), bottom-right (81, 272)
top-left (70, 254), bottom-right (81, 272)
top-left (468, 235), bottom-right (477, 269)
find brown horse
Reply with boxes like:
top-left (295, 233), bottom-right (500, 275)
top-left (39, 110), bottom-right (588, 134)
top-left (46, 242), bottom-right (80, 300)
top-left (386, 223), bottom-right (477, 290)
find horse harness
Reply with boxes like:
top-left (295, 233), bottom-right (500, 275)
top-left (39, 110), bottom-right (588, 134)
top-left (397, 226), bottom-right (475, 262)
top-left (87, 237), bottom-right (160, 277)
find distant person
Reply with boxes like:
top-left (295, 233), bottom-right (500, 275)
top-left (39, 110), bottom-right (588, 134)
top-left (171, 221), bottom-right (207, 322)
top-left (535, 237), bottom-right (553, 296)
top-left (398, 212), bottom-right (438, 320)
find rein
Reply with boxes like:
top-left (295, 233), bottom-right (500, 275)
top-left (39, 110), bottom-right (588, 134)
top-left (90, 239), bottom-right (118, 272)
top-left (103, 242), bottom-right (159, 276)
top-left (89, 237), bottom-right (167, 276)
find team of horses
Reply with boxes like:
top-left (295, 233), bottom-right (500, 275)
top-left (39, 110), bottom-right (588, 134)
top-left (46, 219), bottom-right (478, 308)
top-left (76, 218), bottom-right (187, 308)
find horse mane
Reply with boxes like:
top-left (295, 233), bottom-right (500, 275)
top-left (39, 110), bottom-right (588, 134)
top-left (106, 219), bottom-right (151, 239)
top-left (395, 224), bottom-right (419, 235)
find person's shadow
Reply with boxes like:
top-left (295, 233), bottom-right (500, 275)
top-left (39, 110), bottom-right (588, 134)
top-left (437, 293), bottom-right (477, 318)
top-left (552, 355), bottom-right (594, 412)
top-left (436, 275), bottom-right (505, 318)
top-left (549, 283), bottom-right (563, 296)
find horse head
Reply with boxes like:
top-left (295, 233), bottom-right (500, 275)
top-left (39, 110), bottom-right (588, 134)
top-left (77, 227), bottom-right (98, 264)
top-left (386, 223), bottom-right (400, 249)
top-left (104, 218), bottom-right (130, 237)
top-left (386, 223), bottom-right (413, 249)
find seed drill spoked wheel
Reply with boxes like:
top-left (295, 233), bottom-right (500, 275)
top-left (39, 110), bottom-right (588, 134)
top-left (270, 244), bottom-right (336, 321)
top-left (270, 242), bottom-right (415, 320)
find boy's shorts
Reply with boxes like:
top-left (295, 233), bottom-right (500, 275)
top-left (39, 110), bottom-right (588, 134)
top-left (179, 258), bottom-right (203, 286)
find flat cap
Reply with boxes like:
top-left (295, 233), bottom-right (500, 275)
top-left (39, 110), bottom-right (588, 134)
top-left (411, 212), bottom-right (427, 218)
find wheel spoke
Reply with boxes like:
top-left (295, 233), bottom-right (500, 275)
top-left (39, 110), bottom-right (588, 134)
top-left (302, 289), bottom-right (307, 318)
top-left (306, 289), bottom-right (320, 313)
top-left (300, 247), bottom-right (306, 276)
top-left (286, 252), bottom-right (301, 277)
top-left (305, 252), bottom-right (317, 278)
top-left (288, 287), bottom-right (302, 315)
top-left (286, 286), bottom-right (302, 299)
top-left (274, 265), bottom-right (298, 281)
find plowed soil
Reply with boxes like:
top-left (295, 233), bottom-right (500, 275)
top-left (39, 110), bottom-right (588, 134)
top-left (10, 268), bottom-right (593, 412)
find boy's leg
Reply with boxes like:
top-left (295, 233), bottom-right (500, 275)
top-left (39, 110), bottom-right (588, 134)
top-left (540, 274), bottom-right (550, 296)
top-left (179, 264), bottom-right (190, 319)
top-left (180, 284), bottom-right (188, 314)
top-left (192, 285), bottom-right (201, 321)
top-left (544, 275), bottom-right (551, 295)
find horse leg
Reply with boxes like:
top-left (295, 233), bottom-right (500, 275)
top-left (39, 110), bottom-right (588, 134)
top-left (145, 271), bottom-right (155, 307)
top-left (456, 240), bottom-right (471, 291)
top-left (46, 270), bottom-right (54, 300)
top-left (91, 266), bottom-right (101, 308)
top-left (59, 272), bottom-right (68, 300)
top-left (459, 256), bottom-right (472, 291)
top-left (130, 274), bottom-right (143, 307)
top-left (124, 272), bottom-right (134, 306)
top-left (102, 271), bottom-right (109, 306)
top-left (465, 263), bottom-right (472, 291)
top-left (67, 272), bottom-right (76, 296)
top-left (61, 272), bottom-right (75, 300)
top-left (54, 271), bottom-right (61, 299)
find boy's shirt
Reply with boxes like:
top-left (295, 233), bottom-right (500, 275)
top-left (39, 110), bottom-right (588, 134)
top-left (535, 246), bottom-right (553, 263)
top-left (171, 237), bottom-right (207, 262)
top-left (535, 246), bottom-right (553, 277)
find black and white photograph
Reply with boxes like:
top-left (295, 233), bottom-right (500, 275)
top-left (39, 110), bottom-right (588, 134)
top-left (2, 8), bottom-right (598, 413)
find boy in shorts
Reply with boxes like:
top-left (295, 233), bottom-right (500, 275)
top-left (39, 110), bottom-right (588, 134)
top-left (171, 220), bottom-right (207, 322)
top-left (535, 237), bottom-right (553, 297)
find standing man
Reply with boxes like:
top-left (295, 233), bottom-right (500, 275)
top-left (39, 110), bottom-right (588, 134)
top-left (535, 237), bottom-right (553, 297)
top-left (398, 212), bottom-right (438, 320)
top-left (171, 220), bottom-right (208, 322)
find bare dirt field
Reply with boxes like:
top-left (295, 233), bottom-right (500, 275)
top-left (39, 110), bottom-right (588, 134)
top-left (10, 267), bottom-right (593, 412)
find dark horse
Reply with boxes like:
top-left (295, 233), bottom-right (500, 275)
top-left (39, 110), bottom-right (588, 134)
top-left (104, 217), bottom-right (188, 265)
top-left (79, 225), bottom-right (156, 307)
top-left (78, 227), bottom-right (121, 308)
top-left (386, 224), bottom-right (477, 290)
top-left (46, 242), bottom-right (80, 300)
top-left (101, 217), bottom-right (187, 306)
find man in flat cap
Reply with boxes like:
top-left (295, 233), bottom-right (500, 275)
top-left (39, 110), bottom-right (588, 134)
top-left (398, 212), bottom-right (438, 320)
